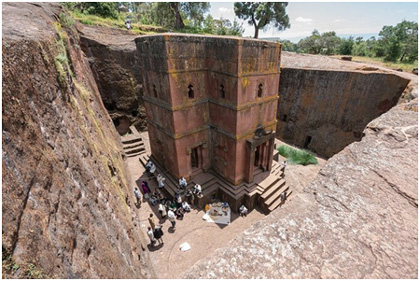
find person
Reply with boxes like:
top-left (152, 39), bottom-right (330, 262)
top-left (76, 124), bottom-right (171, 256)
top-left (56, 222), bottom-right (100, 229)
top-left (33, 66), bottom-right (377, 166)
top-left (157, 174), bottom-right (165, 189)
top-left (125, 19), bottom-right (131, 30)
top-left (193, 184), bottom-right (202, 195)
top-left (186, 189), bottom-right (195, 205)
top-left (281, 160), bottom-right (287, 173)
top-left (158, 203), bottom-right (167, 219)
top-left (149, 163), bottom-right (156, 174)
top-left (182, 201), bottom-right (191, 212)
top-left (280, 191), bottom-right (287, 203)
top-left (134, 187), bottom-right (141, 205)
top-left (147, 227), bottom-right (155, 245)
top-left (179, 177), bottom-right (187, 189)
top-left (239, 205), bottom-right (248, 217)
top-left (148, 213), bottom-right (156, 231)
top-left (145, 160), bottom-right (153, 173)
top-left (167, 209), bottom-right (176, 229)
top-left (175, 207), bottom-right (185, 219)
top-left (153, 226), bottom-right (164, 245)
top-left (142, 181), bottom-right (151, 199)
top-left (175, 193), bottom-right (182, 208)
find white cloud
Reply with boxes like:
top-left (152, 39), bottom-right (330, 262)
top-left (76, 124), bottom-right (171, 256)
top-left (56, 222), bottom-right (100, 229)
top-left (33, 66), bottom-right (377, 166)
top-left (218, 7), bottom-right (232, 14)
top-left (295, 17), bottom-right (313, 23)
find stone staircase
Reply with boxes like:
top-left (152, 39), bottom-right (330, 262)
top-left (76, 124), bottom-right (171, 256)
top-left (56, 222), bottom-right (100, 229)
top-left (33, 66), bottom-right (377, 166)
top-left (257, 162), bottom-right (292, 214)
top-left (121, 126), bottom-right (146, 157)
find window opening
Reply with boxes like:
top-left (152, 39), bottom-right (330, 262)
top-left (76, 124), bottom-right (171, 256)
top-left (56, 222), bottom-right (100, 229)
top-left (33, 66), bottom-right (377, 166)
top-left (282, 114), bottom-right (287, 121)
top-left (188, 84), bottom-right (194, 99)
top-left (219, 84), bottom-right (225, 99)
top-left (257, 83), bottom-right (263, 97)
top-left (153, 84), bottom-right (157, 98)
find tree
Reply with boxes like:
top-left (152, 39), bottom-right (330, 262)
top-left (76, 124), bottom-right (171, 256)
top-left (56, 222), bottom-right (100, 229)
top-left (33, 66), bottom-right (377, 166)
top-left (152, 2), bottom-right (210, 30)
top-left (234, 2), bottom-right (290, 38)
top-left (379, 20), bottom-right (418, 62)
top-left (338, 36), bottom-right (354, 55)
top-left (70, 2), bottom-right (118, 19)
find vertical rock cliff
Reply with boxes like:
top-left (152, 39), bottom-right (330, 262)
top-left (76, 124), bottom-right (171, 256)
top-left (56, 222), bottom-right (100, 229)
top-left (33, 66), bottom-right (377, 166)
top-left (2, 3), bottom-right (154, 278)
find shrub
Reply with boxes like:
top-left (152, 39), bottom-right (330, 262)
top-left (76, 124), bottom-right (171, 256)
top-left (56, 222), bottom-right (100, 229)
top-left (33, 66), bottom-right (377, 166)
top-left (277, 145), bottom-right (318, 166)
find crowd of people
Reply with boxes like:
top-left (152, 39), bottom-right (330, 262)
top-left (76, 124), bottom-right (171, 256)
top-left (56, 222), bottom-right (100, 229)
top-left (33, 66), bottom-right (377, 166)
top-left (139, 159), bottom-right (204, 247)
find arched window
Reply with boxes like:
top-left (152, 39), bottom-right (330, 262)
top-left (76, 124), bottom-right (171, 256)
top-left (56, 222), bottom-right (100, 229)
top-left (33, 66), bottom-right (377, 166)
top-left (219, 84), bottom-right (225, 99)
top-left (153, 84), bottom-right (157, 98)
top-left (188, 84), bottom-right (194, 99)
top-left (257, 83), bottom-right (263, 98)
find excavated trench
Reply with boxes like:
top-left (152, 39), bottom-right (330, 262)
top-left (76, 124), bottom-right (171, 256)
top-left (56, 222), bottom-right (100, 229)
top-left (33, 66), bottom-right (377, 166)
top-left (80, 30), bottom-right (410, 159)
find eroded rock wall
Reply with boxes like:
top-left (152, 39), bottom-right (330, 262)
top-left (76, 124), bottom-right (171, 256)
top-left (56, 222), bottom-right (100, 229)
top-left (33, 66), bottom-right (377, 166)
top-left (2, 3), bottom-right (154, 278)
top-left (79, 25), bottom-right (146, 134)
top-left (278, 52), bottom-right (410, 158)
top-left (183, 97), bottom-right (418, 278)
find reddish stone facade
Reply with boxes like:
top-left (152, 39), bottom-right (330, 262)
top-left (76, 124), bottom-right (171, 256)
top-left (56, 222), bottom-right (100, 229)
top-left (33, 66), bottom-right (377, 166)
top-left (136, 34), bottom-right (281, 185)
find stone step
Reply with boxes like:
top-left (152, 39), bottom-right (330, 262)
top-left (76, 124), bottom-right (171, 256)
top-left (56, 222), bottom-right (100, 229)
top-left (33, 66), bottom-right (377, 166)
top-left (268, 189), bottom-right (292, 212)
top-left (123, 141), bottom-right (144, 150)
top-left (125, 145), bottom-right (146, 155)
top-left (260, 178), bottom-right (286, 200)
top-left (121, 135), bottom-right (143, 144)
top-left (126, 151), bottom-right (146, 158)
top-left (264, 184), bottom-right (289, 206)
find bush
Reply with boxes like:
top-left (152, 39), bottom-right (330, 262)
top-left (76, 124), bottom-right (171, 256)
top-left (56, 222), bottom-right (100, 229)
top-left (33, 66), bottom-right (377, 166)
top-left (277, 145), bottom-right (318, 166)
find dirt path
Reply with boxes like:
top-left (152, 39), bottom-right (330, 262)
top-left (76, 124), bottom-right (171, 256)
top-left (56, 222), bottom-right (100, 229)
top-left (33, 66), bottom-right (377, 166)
top-left (125, 133), bottom-right (326, 278)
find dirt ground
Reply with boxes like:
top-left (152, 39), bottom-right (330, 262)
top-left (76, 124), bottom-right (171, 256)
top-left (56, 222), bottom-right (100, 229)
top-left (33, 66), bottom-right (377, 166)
top-left (126, 132), bottom-right (326, 279)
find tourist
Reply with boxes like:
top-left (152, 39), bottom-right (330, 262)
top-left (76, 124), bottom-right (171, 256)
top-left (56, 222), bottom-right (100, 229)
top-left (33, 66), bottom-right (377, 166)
top-left (149, 163), bottom-right (156, 175)
top-left (175, 193), bottom-right (183, 208)
top-left (281, 160), bottom-right (287, 173)
top-left (182, 201), bottom-right (191, 212)
top-left (142, 181), bottom-right (151, 199)
top-left (167, 209), bottom-right (176, 229)
top-left (157, 174), bottom-right (165, 189)
top-left (280, 191), bottom-right (287, 203)
top-left (179, 177), bottom-right (187, 189)
top-left (239, 205), bottom-right (248, 217)
top-left (134, 187), bottom-right (141, 205)
top-left (153, 226), bottom-right (164, 245)
top-left (125, 19), bottom-right (131, 30)
top-left (148, 213), bottom-right (156, 231)
top-left (147, 227), bottom-right (155, 246)
top-left (186, 189), bottom-right (195, 205)
top-left (145, 160), bottom-right (153, 172)
top-left (158, 203), bottom-right (167, 219)
top-left (175, 207), bottom-right (185, 219)
top-left (193, 184), bottom-right (202, 195)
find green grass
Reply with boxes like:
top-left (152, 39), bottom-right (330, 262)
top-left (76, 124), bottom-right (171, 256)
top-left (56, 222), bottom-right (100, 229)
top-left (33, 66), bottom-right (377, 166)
top-left (278, 145), bottom-right (318, 166)
top-left (333, 55), bottom-right (418, 72)
top-left (70, 10), bottom-right (166, 35)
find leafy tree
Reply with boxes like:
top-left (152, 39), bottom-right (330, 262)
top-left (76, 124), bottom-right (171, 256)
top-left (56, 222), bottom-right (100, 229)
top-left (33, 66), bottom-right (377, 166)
top-left (69, 2), bottom-right (118, 18)
top-left (234, 2), bottom-right (290, 38)
top-left (297, 29), bottom-right (321, 54)
top-left (279, 40), bottom-right (297, 52)
top-left (338, 36), bottom-right (354, 55)
top-left (379, 20), bottom-right (418, 62)
top-left (152, 2), bottom-right (210, 30)
top-left (297, 30), bottom-right (341, 55)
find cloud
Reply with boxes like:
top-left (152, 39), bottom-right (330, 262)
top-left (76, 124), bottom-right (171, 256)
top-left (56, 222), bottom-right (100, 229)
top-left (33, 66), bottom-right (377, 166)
top-left (218, 7), bottom-right (232, 14)
top-left (295, 17), bottom-right (313, 23)
top-left (333, 19), bottom-right (343, 23)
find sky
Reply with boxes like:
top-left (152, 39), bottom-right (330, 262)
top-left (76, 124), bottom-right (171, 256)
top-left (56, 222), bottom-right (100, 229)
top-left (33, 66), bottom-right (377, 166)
top-left (207, 2), bottom-right (418, 42)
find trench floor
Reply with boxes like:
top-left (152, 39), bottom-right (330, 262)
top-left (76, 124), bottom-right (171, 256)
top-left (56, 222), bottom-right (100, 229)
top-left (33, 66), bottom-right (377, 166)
top-left (126, 132), bottom-right (326, 278)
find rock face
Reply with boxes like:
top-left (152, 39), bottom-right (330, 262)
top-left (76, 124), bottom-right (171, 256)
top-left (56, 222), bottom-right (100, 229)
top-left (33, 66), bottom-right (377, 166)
top-left (277, 52), bottom-right (410, 158)
top-left (2, 3), bottom-right (154, 278)
top-left (183, 96), bottom-right (418, 278)
top-left (79, 25), bottom-right (145, 134)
